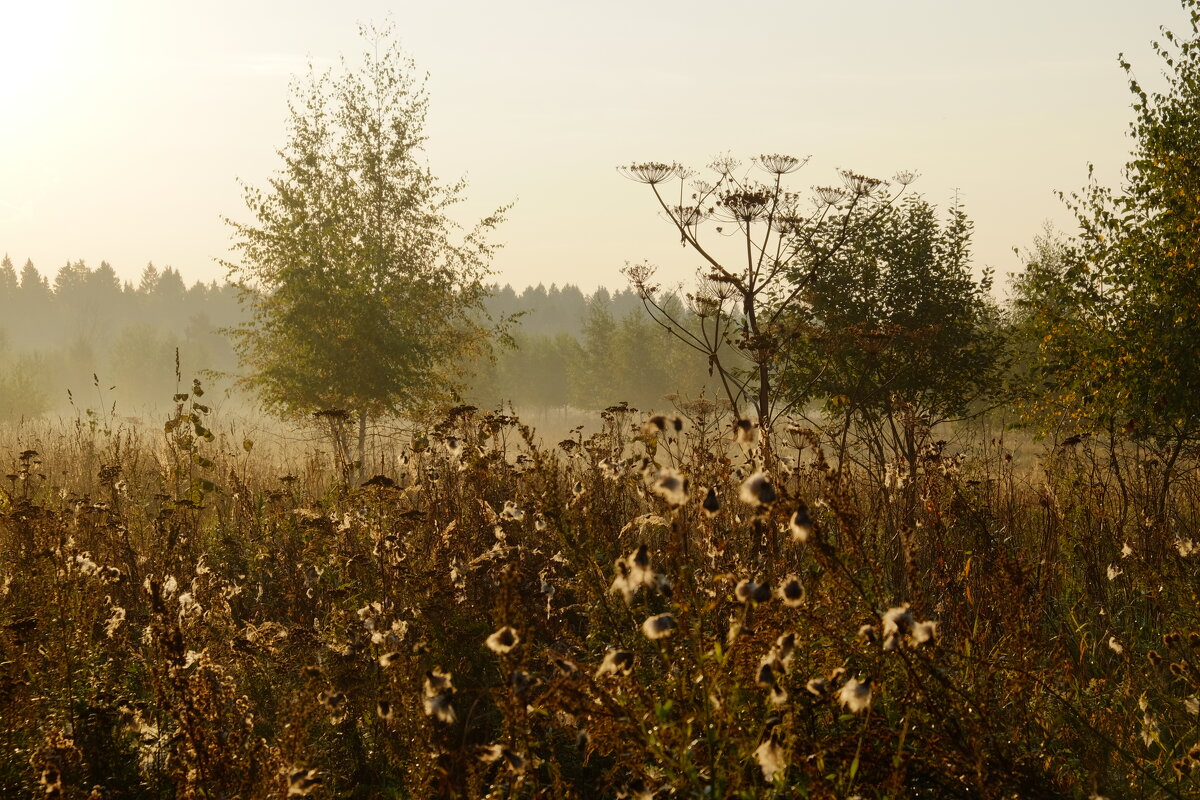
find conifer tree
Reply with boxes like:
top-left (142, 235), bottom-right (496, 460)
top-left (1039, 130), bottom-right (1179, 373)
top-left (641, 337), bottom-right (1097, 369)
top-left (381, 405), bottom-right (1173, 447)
top-left (0, 255), bottom-right (16, 294)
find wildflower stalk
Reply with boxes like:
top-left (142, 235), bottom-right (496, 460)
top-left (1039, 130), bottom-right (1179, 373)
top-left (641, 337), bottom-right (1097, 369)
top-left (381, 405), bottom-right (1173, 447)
top-left (842, 705), bottom-right (873, 797)
top-left (953, 650), bottom-right (1189, 800)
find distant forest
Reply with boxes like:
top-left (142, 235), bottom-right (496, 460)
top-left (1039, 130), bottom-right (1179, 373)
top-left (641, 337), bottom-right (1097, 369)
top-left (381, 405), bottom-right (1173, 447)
top-left (0, 255), bottom-right (714, 420)
top-left (476, 283), bottom-right (715, 413)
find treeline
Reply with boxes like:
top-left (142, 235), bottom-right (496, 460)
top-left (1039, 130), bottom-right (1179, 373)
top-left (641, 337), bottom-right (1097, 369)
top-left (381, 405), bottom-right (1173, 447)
top-left (469, 285), bottom-right (718, 411)
top-left (0, 258), bottom-right (716, 420)
top-left (0, 257), bottom-right (242, 417)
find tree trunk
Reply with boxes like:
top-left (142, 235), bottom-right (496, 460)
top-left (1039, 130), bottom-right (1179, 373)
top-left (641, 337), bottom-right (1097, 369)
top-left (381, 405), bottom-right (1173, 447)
top-left (1157, 431), bottom-right (1185, 522)
top-left (356, 410), bottom-right (368, 485)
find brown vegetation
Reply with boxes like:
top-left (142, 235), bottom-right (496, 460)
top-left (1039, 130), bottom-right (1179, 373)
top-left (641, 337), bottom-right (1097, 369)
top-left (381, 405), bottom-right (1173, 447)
top-left (1, 400), bottom-right (1197, 799)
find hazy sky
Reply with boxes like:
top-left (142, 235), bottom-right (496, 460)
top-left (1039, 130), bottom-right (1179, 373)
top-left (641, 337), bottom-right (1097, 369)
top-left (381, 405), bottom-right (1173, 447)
top-left (0, 0), bottom-right (1190, 293)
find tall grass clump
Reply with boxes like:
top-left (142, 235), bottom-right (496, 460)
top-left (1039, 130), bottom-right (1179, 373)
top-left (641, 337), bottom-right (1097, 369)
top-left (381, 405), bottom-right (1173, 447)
top-left (0, 396), bottom-right (1197, 798)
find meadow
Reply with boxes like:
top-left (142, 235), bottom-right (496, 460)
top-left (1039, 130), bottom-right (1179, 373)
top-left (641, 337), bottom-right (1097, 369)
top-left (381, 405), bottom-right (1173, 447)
top-left (0, 393), bottom-right (1197, 800)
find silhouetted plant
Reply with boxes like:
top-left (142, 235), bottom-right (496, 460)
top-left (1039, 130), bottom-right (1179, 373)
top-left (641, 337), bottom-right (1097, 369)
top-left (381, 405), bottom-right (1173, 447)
top-left (621, 155), bottom-right (916, 456)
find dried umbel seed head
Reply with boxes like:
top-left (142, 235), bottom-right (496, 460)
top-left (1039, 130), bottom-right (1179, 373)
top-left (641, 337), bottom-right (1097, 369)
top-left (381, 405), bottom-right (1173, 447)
top-left (701, 486), bottom-right (720, 517)
top-left (1165, 632), bottom-right (1183, 647)
top-left (756, 153), bottom-right (807, 175)
top-left (721, 187), bottom-right (773, 221)
top-left (1148, 650), bottom-right (1163, 666)
top-left (841, 170), bottom-right (885, 197)
top-left (1170, 662), bottom-right (1187, 677)
top-left (621, 161), bottom-right (682, 185)
top-left (814, 185), bottom-right (848, 206)
top-left (1190, 632), bottom-right (1200, 648)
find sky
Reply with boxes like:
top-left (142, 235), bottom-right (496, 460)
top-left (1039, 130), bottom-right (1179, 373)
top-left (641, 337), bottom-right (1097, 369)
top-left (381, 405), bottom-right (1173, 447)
top-left (0, 0), bottom-right (1191, 294)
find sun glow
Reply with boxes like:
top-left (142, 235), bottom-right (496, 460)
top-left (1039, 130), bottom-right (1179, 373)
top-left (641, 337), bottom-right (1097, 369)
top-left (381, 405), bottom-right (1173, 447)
top-left (0, 1), bottom-right (89, 106)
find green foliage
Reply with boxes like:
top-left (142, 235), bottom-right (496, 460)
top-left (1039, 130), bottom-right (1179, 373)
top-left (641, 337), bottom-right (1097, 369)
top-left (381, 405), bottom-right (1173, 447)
top-left (0, 347), bottom-right (50, 420)
top-left (1014, 1), bottom-right (1200, 446)
top-left (570, 296), bottom-right (620, 407)
top-left (224, 24), bottom-right (506, 423)
top-left (163, 377), bottom-right (220, 506)
top-left (780, 196), bottom-right (1005, 433)
top-left (466, 285), bottom-right (718, 413)
top-left (622, 156), bottom-right (918, 444)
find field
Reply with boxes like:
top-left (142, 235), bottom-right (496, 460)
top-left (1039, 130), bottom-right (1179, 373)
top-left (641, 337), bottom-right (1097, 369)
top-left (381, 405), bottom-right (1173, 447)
top-left (1, 400), bottom-right (1198, 799)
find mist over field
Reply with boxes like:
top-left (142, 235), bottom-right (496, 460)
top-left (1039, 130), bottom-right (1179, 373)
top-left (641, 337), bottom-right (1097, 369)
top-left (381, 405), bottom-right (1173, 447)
top-left (0, 272), bottom-right (717, 433)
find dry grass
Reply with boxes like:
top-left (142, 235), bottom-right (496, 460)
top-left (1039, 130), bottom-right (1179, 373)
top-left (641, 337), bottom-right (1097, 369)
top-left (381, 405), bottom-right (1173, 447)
top-left (0, 400), bottom-right (1197, 799)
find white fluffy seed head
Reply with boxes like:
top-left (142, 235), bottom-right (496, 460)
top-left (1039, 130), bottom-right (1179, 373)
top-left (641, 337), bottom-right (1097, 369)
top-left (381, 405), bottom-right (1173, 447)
top-left (642, 613), bottom-right (678, 640)
top-left (739, 472), bottom-right (777, 507)
top-left (838, 677), bottom-right (872, 713)
top-left (485, 626), bottom-right (520, 654)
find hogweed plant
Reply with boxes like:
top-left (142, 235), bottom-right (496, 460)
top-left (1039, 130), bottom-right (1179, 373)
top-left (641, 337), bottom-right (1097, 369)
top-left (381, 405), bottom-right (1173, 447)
top-left (620, 155), bottom-right (918, 462)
